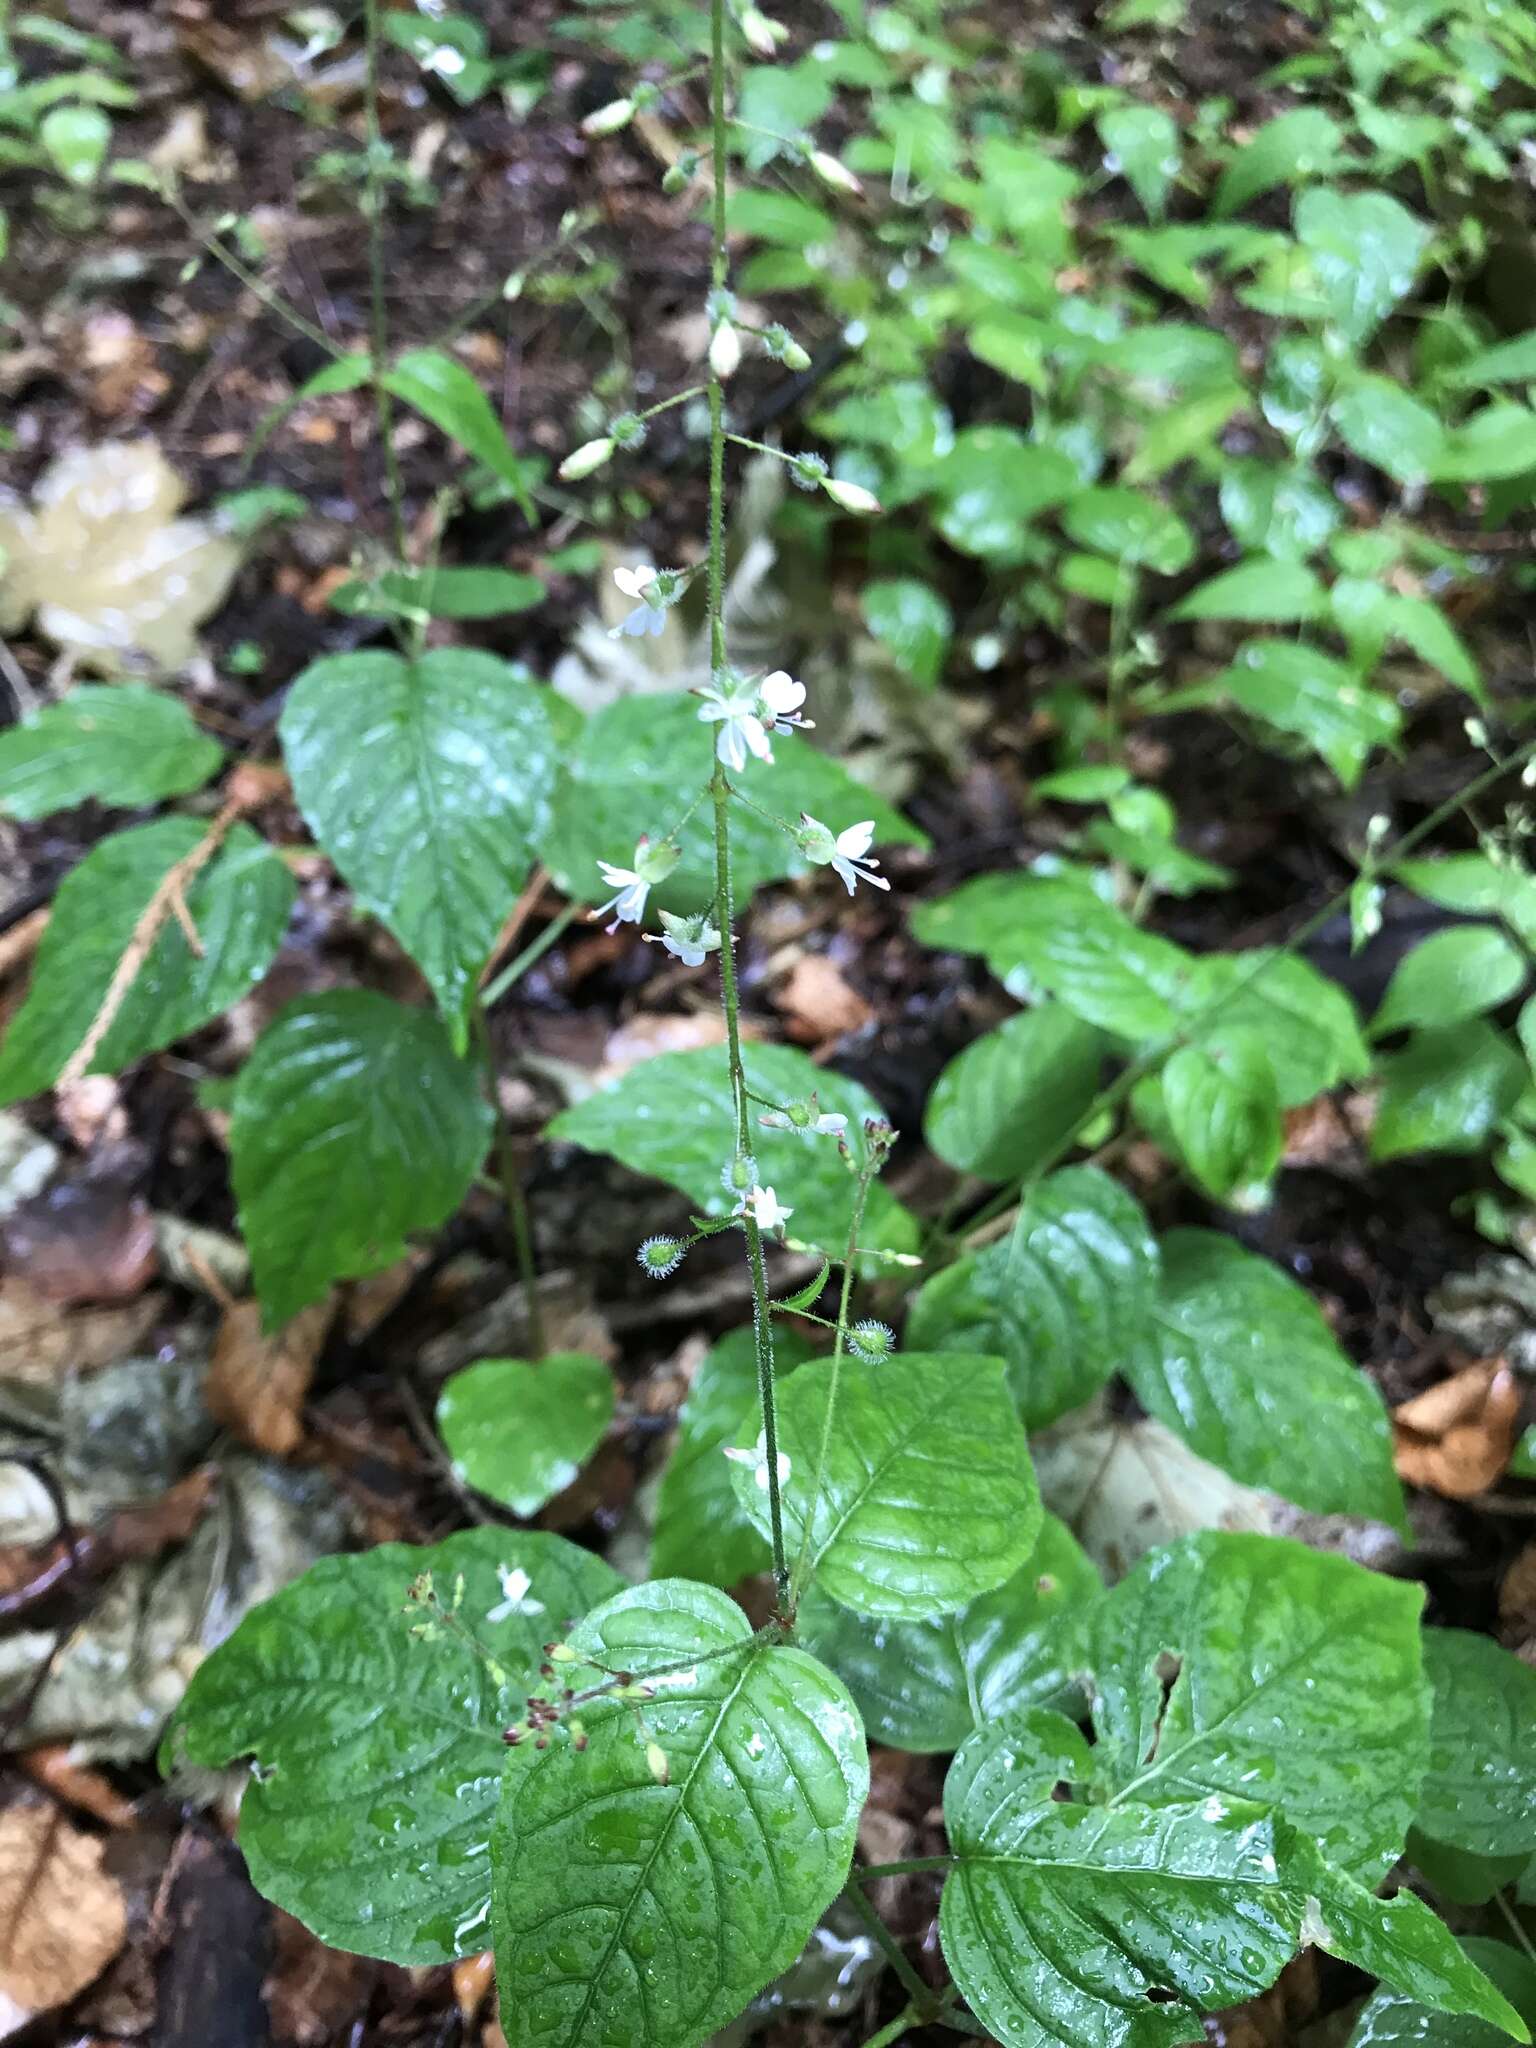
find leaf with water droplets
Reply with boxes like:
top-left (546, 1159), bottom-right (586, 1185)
top-left (1085, 1531), bottom-right (1428, 1882)
top-left (1415, 1630), bottom-right (1536, 1860)
top-left (908, 1168), bottom-right (1160, 1428)
top-left (797, 1514), bottom-right (1101, 1752)
top-left (437, 1354), bottom-right (615, 1517)
top-left (491, 1579), bottom-right (867, 2048)
top-left (732, 1351), bottom-right (1040, 1619)
top-left (1349, 1937), bottom-right (1536, 2047)
top-left (160, 1530), bottom-right (621, 1966)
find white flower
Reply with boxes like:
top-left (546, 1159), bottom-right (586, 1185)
top-left (643, 910), bottom-right (721, 967)
top-left (486, 1564), bottom-right (545, 1623)
top-left (823, 476), bottom-right (882, 515)
top-left (747, 1184), bottom-right (793, 1231)
top-left (612, 562), bottom-right (667, 637)
top-left (559, 436), bottom-right (614, 480)
top-left (757, 669), bottom-right (813, 737)
top-left (614, 564), bottom-right (656, 600)
top-left (594, 833), bottom-right (680, 926)
top-left (698, 677), bottom-right (774, 771)
top-left (421, 43), bottom-right (468, 78)
top-left (759, 1095), bottom-right (848, 1140)
top-left (709, 319), bottom-right (742, 380)
top-left (797, 813), bottom-right (891, 895)
top-left (724, 1431), bottom-right (792, 1492)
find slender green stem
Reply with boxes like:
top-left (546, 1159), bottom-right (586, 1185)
top-left (362, 0), bottom-right (408, 560)
top-left (482, 900), bottom-right (581, 1008)
top-left (840, 1876), bottom-right (935, 2012)
top-left (1495, 1889), bottom-right (1536, 1968)
top-left (860, 2006), bottom-right (917, 2048)
top-left (855, 1857), bottom-right (956, 1880)
top-left (638, 384), bottom-right (708, 423)
top-left (953, 728), bottom-right (1536, 1249)
top-left (726, 430), bottom-right (797, 463)
top-left (790, 1158), bottom-right (875, 1603)
top-left (164, 191), bottom-right (341, 358)
top-left (472, 1005), bottom-right (546, 1358)
top-left (703, 0), bottom-right (787, 1610)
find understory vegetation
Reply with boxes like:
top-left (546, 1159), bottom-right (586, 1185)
top-left (2, 0), bottom-right (1536, 2044)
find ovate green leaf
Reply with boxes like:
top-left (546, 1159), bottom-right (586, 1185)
top-left (330, 564), bottom-right (545, 620)
top-left (1160, 1031), bottom-right (1283, 1202)
top-left (1097, 104), bottom-right (1180, 219)
top-left (1350, 1938), bottom-right (1536, 2047)
top-left (437, 1354), bottom-right (615, 1516)
top-left (1295, 188), bottom-right (1430, 345)
top-left (0, 818), bottom-right (293, 1104)
top-left (1333, 377), bottom-right (1447, 484)
top-left (925, 1007), bottom-right (1105, 1182)
top-left (0, 685), bottom-right (223, 818)
top-left (1212, 638), bottom-right (1399, 786)
top-left (382, 349), bottom-right (533, 512)
top-left (797, 1514), bottom-right (1101, 1752)
top-left (934, 427), bottom-right (1080, 561)
top-left (1372, 926), bottom-right (1526, 1036)
top-left (1446, 330), bottom-right (1536, 390)
top-left (1434, 405), bottom-right (1536, 484)
top-left (907, 1167), bottom-right (1159, 1428)
top-left (1061, 484), bottom-right (1196, 574)
top-left (1180, 950), bottom-right (1369, 1103)
top-left (1371, 1022), bottom-right (1526, 1160)
top-left (547, 1042), bottom-right (916, 1255)
top-left (1214, 107), bottom-right (1344, 216)
top-left (1169, 559), bottom-right (1326, 624)
top-left (1417, 1630), bottom-right (1536, 1859)
top-left (1126, 1230), bottom-right (1406, 1529)
top-left (161, 1529), bottom-right (621, 1964)
top-left (860, 576), bottom-right (952, 688)
top-left (231, 992), bottom-right (492, 1326)
top-left (280, 650), bottom-right (557, 1048)
top-left (492, 1579), bottom-right (866, 2048)
top-left (734, 1351), bottom-right (1040, 1618)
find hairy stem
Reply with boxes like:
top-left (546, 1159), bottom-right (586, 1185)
top-left (362, 0), bottom-right (408, 560)
top-left (701, 0), bottom-right (788, 1611)
top-left (472, 1005), bottom-right (546, 1358)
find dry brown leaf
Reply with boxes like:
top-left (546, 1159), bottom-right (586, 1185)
top-left (0, 1275), bottom-right (161, 1384)
top-left (0, 1802), bottom-right (127, 2031)
top-left (774, 954), bottom-right (873, 1043)
top-left (1393, 1361), bottom-right (1521, 1498)
top-left (206, 1297), bottom-right (335, 1456)
top-left (453, 1951), bottom-right (496, 2025)
top-left (262, 1909), bottom-right (372, 2048)
top-left (17, 1748), bottom-right (137, 1830)
top-left (598, 1011), bottom-right (727, 1084)
top-left (1498, 1542), bottom-right (1536, 1656)
top-left (1, 1184), bottom-right (158, 1305)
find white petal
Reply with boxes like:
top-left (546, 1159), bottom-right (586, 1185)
top-left (760, 670), bottom-right (805, 714)
top-left (835, 820), bottom-right (876, 858)
top-left (742, 718), bottom-right (775, 763)
top-left (597, 861), bottom-right (640, 887)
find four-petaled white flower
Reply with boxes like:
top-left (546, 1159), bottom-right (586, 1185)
top-left (698, 676), bottom-right (774, 771)
top-left (724, 1432), bottom-right (791, 1492)
top-left (643, 910), bottom-right (721, 967)
top-left (746, 1184), bottom-right (793, 1231)
top-left (594, 834), bottom-right (680, 930)
top-left (759, 1093), bottom-right (848, 1141)
top-left (797, 813), bottom-right (891, 895)
top-left (487, 1564), bottom-right (545, 1623)
top-left (613, 562), bottom-right (667, 637)
top-left (758, 669), bottom-right (812, 738)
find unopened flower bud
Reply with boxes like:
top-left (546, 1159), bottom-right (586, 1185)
top-left (645, 1739), bottom-right (671, 1785)
top-left (609, 411), bottom-right (647, 449)
top-left (823, 476), bottom-right (882, 515)
top-left (638, 1235), bottom-right (686, 1279)
top-left (709, 320), bottom-right (742, 380)
top-left (739, 5), bottom-right (788, 54)
top-left (582, 98), bottom-right (635, 138)
top-left (763, 323), bottom-right (812, 371)
top-left (809, 150), bottom-right (862, 196)
top-left (559, 437), bottom-right (614, 481)
top-left (849, 1318), bottom-right (896, 1362)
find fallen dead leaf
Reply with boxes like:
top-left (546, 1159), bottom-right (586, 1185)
top-left (206, 1298), bottom-right (335, 1456)
top-left (53, 1076), bottom-right (127, 1152)
top-left (263, 1909), bottom-right (372, 2047)
top-left (0, 1801), bottom-right (127, 2033)
top-left (1281, 1095), bottom-right (1364, 1171)
top-left (17, 1747), bottom-right (137, 1830)
top-left (1393, 1361), bottom-right (1521, 1498)
top-left (774, 953), bottom-right (873, 1043)
top-left (598, 1010), bottom-right (727, 1084)
top-left (453, 1950), bottom-right (496, 2025)
top-left (1, 1183), bottom-right (159, 1304)
top-left (0, 1275), bottom-right (161, 1384)
top-left (1498, 1541), bottom-right (1536, 1658)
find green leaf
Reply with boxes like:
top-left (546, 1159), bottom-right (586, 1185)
top-left (907, 1167), bottom-right (1159, 1428)
top-left (933, 427), bottom-right (1079, 561)
top-left (547, 1042), bottom-right (916, 1256)
top-left (925, 1007), bottom-right (1105, 1183)
top-left (539, 694), bottom-right (924, 913)
top-left (382, 349), bottom-right (533, 513)
top-left (161, 1529), bottom-right (621, 1965)
top-left (1086, 1531), bottom-right (1428, 1880)
top-left (1371, 1022), bottom-right (1527, 1161)
top-left (1434, 404), bottom-right (1536, 484)
top-left (491, 1579), bottom-right (867, 2048)
top-left (1160, 1032), bottom-right (1282, 1201)
top-left (797, 1514), bottom-right (1101, 1752)
top-left (1179, 950), bottom-right (1368, 1103)
top-left (1333, 378), bottom-right (1448, 485)
top-left (1349, 1938), bottom-right (1536, 2047)
top-left (727, 185), bottom-right (838, 246)
top-left (0, 818), bottom-right (293, 1104)
top-left (1372, 927), bottom-right (1527, 1036)
top-left (39, 101), bottom-right (110, 183)
top-left (280, 650), bottom-right (557, 1048)
top-left (1311, 1881), bottom-right (1530, 2042)
top-left (860, 576), bottom-right (952, 688)
top-left (437, 1354), bottom-right (615, 1516)
top-left (1169, 559), bottom-right (1326, 624)
top-left (953, 879), bottom-right (1194, 1037)
top-left (1213, 107), bottom-right (1343, 217)
top-left (230, 992), bottom-right (492, 1326)
top-left (1061, 485), bottom-right (1195, 574)
top-left (1212, 639), bottom-right (1399, 787)
top-left (651, 1328), bottom-right (814, 1587)
top-left (1417, 1630), bottom-right (1536, 1859)
top-left (0, 685), bottom-right (223, 818)
top-left (942, 1709), bottom-right (1325, 2048)
top-left (1446, 330), bottom-right (1536, 390)
top-left (330, 565), bottom-right (545, 620)
top-left (1126, 1230), bottom-right (1406, 1528)
top-left (1397, 856), bottom-right (1536, 940)
top-left (1220, 459), bottom-right (1340, 561)
top-left (1295, 188), bottom-right (1430, 345)
top-left (734, 1352), bottom-right (1040, 1618)
top-left (1097, 105), bottom-right (1179, 219)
